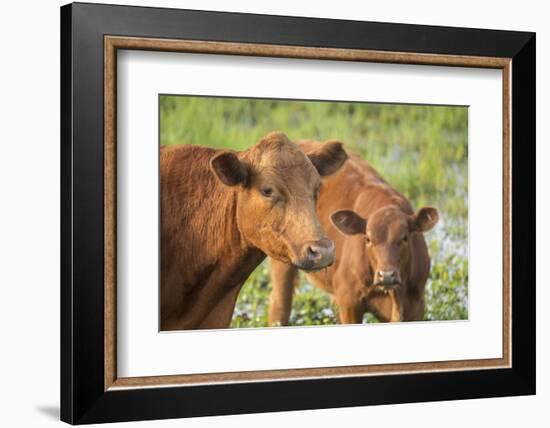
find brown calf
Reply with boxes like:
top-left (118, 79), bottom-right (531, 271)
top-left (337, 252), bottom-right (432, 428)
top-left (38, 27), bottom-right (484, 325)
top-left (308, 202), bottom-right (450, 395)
top-left (160, 132), bottom-right (348, 330)
top-left (269, 140), bottom-right (438, 325)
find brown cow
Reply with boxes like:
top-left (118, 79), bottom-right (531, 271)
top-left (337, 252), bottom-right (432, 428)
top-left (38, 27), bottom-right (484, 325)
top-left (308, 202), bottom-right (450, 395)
top-left (269, 140), bottom-right (438, 325)
top-left (161, 132), bottom-right (348, 330)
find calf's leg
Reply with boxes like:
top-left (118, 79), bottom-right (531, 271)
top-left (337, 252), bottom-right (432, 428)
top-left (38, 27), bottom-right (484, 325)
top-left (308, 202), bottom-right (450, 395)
top-left (334, 287), bottom-right (365, 324)
top-left (365, 290), bottom-right (403, 322)
top-left (268, 259), bottom-right (298, 326)
top-left (337, 303), bottom-right (364, 324)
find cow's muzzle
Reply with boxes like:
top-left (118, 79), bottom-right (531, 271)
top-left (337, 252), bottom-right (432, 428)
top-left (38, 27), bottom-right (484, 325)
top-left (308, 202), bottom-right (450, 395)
top-left (294, 238), bottom-right (335, 271)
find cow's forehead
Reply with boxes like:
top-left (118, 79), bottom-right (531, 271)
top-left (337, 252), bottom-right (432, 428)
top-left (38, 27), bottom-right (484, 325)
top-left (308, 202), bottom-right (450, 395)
top-left (246, 136), bottom-right (319, 182)
top-left (257, 146), bottom-right (311, 169)
top-left (252, 138), bottom-right (307, 163)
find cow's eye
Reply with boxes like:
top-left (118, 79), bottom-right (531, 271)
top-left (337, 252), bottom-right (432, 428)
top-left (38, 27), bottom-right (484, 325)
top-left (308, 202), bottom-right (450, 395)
top-left (402, 235), bottom-right (408, 244)
top-left (365, 236), bottom-right (371, 245)
top-left (261, 187), bottom-right (274, 197)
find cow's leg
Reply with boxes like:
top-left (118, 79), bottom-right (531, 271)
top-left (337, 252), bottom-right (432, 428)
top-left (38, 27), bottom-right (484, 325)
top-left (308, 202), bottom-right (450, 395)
top-left (268, 259), bottom-right (298, 326)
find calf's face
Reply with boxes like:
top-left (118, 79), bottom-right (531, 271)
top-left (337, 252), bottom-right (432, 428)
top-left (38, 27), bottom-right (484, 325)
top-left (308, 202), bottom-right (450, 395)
top-left (331, 206), bottom-right (439, 289)
top-left (210, 132), bottom-right (348, 271)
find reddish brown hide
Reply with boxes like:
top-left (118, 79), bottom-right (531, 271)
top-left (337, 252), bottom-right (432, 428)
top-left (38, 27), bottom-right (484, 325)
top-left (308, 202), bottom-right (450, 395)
top-left (160, 132), bottom-right (348, 330)
top-left (269, 140), bottom-right (438, 325)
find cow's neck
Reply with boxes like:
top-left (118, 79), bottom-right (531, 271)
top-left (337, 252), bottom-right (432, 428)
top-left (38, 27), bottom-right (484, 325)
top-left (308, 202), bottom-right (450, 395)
top-left (215, 190), bottom-right (266, 280)
top-left (205, 186), bottom-right (256, 261)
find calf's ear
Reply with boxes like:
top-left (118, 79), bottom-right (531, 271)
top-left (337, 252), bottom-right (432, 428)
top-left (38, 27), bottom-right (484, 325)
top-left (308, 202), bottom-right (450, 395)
top-left (308, 140), bottom-right (348, 177)
top-left (410, 207), bottom-right (439, 232)
top-left (210, 151), bottom-right (249, 186)
top-left (331, 210), bottom-right (367, 236)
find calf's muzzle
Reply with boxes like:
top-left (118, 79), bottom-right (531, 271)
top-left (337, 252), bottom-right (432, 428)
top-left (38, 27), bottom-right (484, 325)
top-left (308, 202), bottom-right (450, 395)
top-left (374, 269), bottom-right (400, 288)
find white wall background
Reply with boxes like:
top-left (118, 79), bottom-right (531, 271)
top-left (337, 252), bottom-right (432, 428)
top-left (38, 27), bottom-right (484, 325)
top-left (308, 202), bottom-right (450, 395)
top-left (0, 0), bottom-right (545, 427)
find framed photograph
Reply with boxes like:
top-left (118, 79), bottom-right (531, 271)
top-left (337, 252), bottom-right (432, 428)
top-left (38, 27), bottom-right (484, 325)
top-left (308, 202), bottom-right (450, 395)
top-left (60, 2), bottom-right (535, 424)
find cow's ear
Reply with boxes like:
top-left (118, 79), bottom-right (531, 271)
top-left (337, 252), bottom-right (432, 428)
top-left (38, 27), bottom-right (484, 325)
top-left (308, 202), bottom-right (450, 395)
top-left (410, 207), bottom-right (439, 232)
top-left (331, 210), bottom-right (366, 236)
top-left (210, 152), bottom-right (249, 186)
top-left (308, 140), bottom-right (348, 177)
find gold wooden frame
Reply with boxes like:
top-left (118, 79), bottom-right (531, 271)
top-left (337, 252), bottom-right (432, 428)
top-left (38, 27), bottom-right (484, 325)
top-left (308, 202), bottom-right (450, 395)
top-left (104, 35), bottom-right (512, 391)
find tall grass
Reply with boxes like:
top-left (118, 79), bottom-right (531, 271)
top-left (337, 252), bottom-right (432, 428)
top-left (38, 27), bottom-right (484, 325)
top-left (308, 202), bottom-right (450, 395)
top-left (160, 95), bottom-right (469, 325)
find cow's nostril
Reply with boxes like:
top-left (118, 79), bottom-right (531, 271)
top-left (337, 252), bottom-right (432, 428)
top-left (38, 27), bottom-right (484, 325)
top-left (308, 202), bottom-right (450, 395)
top-left (307, 245), bottom-right (322, 260)
top-left (297, 239), bottom-right (334, 270)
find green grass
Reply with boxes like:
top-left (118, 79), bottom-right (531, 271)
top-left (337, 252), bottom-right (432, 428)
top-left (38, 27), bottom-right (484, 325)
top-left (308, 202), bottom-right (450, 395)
top-left (160, 95), bottom-right (469, 326)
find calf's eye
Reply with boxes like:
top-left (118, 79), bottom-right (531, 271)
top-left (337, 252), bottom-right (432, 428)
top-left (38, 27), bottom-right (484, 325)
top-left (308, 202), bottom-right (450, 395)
top-left (261, 187), bottom-right (274, 197)
top-left (403, 236), bottom-right (408, 244)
